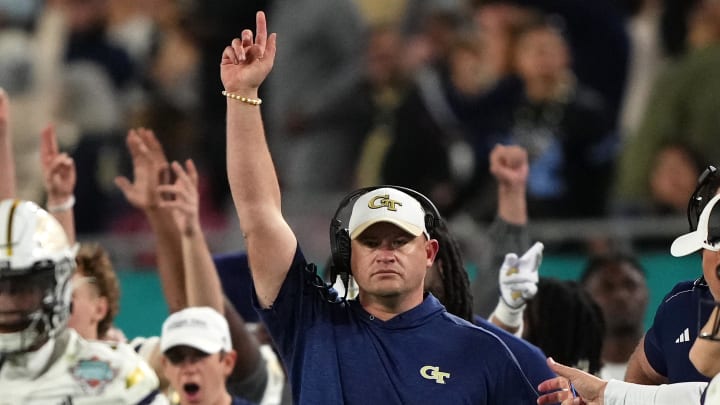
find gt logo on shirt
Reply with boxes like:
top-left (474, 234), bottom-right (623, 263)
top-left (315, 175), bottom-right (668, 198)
top-left (420, 365), bottom-right (450, 384)
top-left (368, 194), bottom-right (402, 211)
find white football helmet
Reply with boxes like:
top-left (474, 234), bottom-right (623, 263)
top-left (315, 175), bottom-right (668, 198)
top-left (0, 199), bottom-right (76, 354)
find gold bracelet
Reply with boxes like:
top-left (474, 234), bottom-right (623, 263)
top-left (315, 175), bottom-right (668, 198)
top-left (221, 90), bottom-right (262, 106)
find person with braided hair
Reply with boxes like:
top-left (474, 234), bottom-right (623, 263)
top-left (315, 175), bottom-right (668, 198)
top-left (423, 215), bottom-right (556, 390)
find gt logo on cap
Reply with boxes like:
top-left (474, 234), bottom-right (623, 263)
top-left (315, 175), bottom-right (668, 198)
top-left (368, 194), bottom-right (402, 211)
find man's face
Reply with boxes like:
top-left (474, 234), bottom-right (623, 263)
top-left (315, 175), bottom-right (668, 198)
top-left (584, 262), bottom-right (648, 335)
top-left (350, 222), bottom-right (437, 300)
top-left (514, 28), bottom-right (569, 83)
top-left (162, 346), bottom-right (235, 405)
top-left (703, 249), bottom-right (720, 300)
top-left (0, 273), bottom-right (47, 334)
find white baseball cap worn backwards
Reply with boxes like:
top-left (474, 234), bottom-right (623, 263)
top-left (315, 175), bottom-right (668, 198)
top-left (160, 307), bottom-right (232, 354)
top-left (671, 193), bottom-right (720, 257)
top-left (348, 187), bottom-right (429, 240)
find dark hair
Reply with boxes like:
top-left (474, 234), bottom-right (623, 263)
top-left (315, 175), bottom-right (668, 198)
top-left (579, 252), bottom-right (645, 286)
top-left (524, 277), bottom-right (605, 375)
top-left (430, 218), bottom-right (474, 322)
top-left (76, 243), bottom-right (121, 339)
top-left (513, 12), bottom-right (570, 47)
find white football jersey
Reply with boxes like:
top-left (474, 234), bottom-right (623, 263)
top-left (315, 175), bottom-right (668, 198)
top-left (0, 329), bottom-right (166, 404)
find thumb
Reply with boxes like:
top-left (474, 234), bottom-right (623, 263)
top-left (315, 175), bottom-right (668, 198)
top-left (114, 176), bottom-right (132, 195)
top-left (547, 357), bottom-right (583, 380)
top-left (502, 253), bottom-right (519, 276)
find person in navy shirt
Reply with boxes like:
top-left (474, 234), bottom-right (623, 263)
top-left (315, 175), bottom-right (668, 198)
top-left (625, 166), bottom-right (720, 385)
top-left (537, 192), bottom-right (720, 405)
top-left (221, 11), bottom-right (544, 404)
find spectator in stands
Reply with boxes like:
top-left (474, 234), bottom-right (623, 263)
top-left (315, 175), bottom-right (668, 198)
top-left (504, 15), bottom-right (615, 219)
top-left (616, 0), bottom-right (720, 212)
top-left (581, 252), bottom-right (649, 380)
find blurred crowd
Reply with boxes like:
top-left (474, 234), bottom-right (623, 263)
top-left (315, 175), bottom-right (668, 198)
top-left (3, 2), bottom-right (720, 403)
top-left (1, 0), bottom-right (719, 255)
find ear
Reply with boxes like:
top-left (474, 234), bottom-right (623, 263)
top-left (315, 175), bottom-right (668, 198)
top-left (222, 350), bottom-right (237, 377)
top-left (94, 296), bottom-right (108, 321)
top-left (425, 239), bottom-right (439, 268)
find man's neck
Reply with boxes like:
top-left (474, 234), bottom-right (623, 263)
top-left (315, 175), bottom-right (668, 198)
top-left (359, 292), bottom-right (424, 321)
top-left (602, 333), bottom-right (642, 363)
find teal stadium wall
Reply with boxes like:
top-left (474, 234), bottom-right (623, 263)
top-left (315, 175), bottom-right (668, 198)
top-left (115, 252), bottom-right (703, 339)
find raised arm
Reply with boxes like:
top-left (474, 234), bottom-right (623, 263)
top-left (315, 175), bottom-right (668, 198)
top-left (221, 12), bottom-right (295, 308)
top-left (115, 128), bottom-right (187, 312)
top-left (39, 125), bottom-right (76, 244)
top-left (0, 89), bottom-right (15, 199)
top-left (157, 160), bottom-right (266, 389)
top-left (472, 144), bottom-right (532, 316)
top-left (157, 159), bottom-right (224, 311)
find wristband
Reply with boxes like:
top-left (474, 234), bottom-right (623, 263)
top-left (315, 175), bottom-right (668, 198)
top-left (492, 298), bottom-right (525, 328)
top-left (47, 195), bottom-right (75, 213)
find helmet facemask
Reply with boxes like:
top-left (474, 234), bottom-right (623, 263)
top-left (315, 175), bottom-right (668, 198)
top-left (0, 259), bottom-right (74, 354)
top-left (0, 199), bottom-right (76, 355)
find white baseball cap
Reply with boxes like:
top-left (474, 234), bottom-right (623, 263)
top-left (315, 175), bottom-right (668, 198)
top-left (348, 187), bottom-right (429, 240)
top-left (671, 193), bottom-right (720, 257)
top-left (160, 307), bottom-right (231, 354)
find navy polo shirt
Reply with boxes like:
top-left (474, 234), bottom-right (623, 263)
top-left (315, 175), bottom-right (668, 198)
top-left (645, 279), bottom-right (713, 383)
top-left (255, 245), bottom-right (541, 404)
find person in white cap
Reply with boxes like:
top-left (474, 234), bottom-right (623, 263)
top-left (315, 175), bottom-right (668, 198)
top-left (160, 307), bottom-right (254, 405)
top-left (535, 189), bottom-right (720, 405)
top-left (623, 170), bottom-right (720, 388)
top-left (220, 11), bottom-right (545, 404)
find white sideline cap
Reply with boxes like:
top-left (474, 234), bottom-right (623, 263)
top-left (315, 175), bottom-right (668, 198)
top-left (671, 193), bottom-right (720, 257)
top-left (348, 187), bottom-right (429, 240)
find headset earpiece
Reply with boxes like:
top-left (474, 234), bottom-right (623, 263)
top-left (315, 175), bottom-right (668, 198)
top-left (688, 165), bottom-right (719, 232)
top-left (330, 227), bottom-right (352, 284)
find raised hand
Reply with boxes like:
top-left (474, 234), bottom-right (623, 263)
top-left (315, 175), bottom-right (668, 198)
top-left (0, 87), bottom-right (16, 199)
top-left (156, 160), bottom-right (200, 236)
top-left (114, 128), bottom-right (168, 211)
top-left (490, 144), bottom-right (529, 225)
top-left (490, 144), bottom-right (529, 190)
top-left (0, 88), bottom-right (9, 138)
top-left (220, 11), bottom-right (277, 94)
top-left (499, 241), bottom-right (543, 309)
top-left (40, 125), bottom-right (76, 205)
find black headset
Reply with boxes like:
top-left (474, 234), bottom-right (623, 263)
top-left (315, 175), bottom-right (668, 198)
top-left (687, 165), bottom-right (719, 232)
top-left (328, 185), bottom-right (442, 291)
top-left (684, 165), bottom-right (720, 282)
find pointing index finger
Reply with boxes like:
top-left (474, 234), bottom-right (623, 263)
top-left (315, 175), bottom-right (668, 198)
top-left (255, 11), bottom-right (267, 55)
